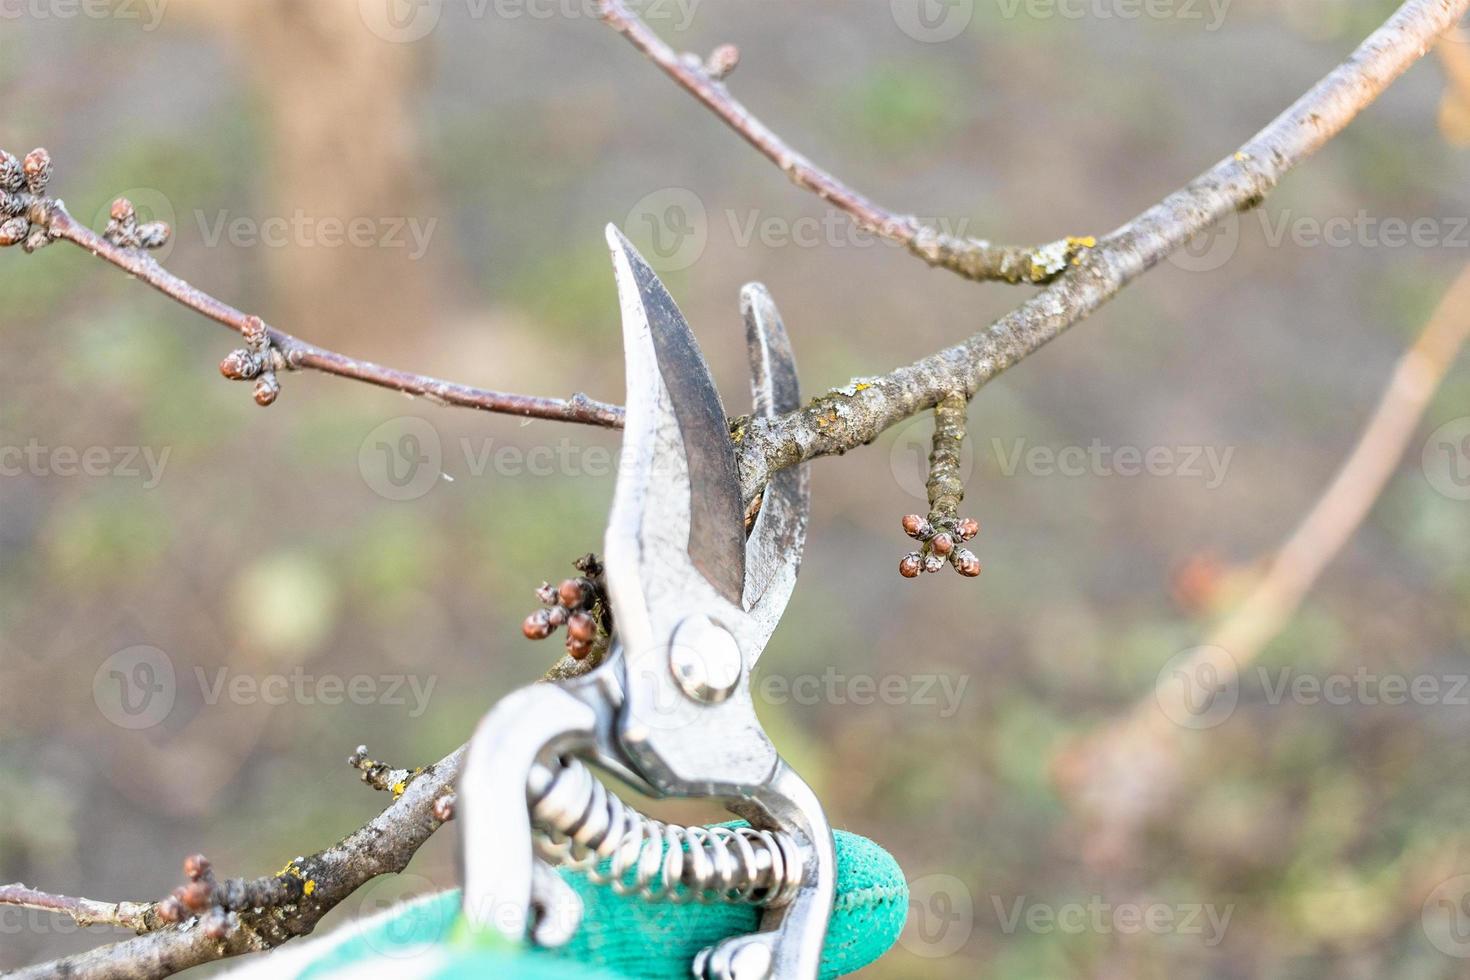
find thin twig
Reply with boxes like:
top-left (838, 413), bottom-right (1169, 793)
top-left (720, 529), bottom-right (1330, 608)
top-left (1056, 260), bottom-right (1470, 862)
top-left (0, 884), bottom-right (156, 933)
top-left (8, 747), bottom-right (464, 980)
top-left (735, 0), bottom-right (1470, 503)
top-left (597, 0), bottom-right (1095, 284)
top-left (37, 203), bottom-right (625, 427)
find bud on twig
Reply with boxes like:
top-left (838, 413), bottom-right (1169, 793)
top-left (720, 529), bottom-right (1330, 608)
top-left (898, 393), bottom-right (982, 579)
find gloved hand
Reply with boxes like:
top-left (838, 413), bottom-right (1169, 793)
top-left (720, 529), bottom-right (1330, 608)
top-left (245, 828), bottom-right (907, 980)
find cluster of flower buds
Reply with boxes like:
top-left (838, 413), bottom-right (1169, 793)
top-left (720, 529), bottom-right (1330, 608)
top-left (104, 196), bottom-right (171, 251)
top-left (0, 148), bottom-right (57, 253)
top-left (523, 554), bottom-right (610, 661)
top-left (156, 855), bottom-right (237, 940)
top-left (219, 315), bottom-right (288, 406)
top-left (899, 513), bottom-right (981, 578)
top-left (156, 853), bottom-right (304, 939)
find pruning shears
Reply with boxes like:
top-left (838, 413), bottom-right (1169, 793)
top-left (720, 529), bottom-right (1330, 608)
top-left (457, 227), bottom-right (834, 980)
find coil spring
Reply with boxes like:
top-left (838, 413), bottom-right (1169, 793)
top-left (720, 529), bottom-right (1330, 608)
top-left (527, 756), bottom-right (803, 908)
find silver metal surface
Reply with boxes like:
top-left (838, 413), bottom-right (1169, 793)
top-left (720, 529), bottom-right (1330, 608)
top-left (459, 228), bottom-right (833, 980)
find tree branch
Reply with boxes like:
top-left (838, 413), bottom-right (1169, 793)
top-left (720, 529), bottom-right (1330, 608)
top-left (7, 748), bottom-right (463, 980)
top-left (0, 884), bottom-right (156, 933)
top-left (597, 0), bottom-right (1096, 284)
top-left (735, 0), bottom-right (1470, 503)
top-left (27, 200), bottom-right (625, 428)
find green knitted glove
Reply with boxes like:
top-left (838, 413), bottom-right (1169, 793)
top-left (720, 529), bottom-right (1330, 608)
top-left (286, 828), bottom-right (906, 980)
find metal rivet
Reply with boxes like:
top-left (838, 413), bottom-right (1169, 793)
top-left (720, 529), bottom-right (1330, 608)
top-left (669, 615), bottom-right (743, 704)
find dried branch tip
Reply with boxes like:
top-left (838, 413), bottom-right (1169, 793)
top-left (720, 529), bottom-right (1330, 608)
top-left (0, 148), bottom-right (59, 252)
top-left (899, 393), bottom-right (981, 578)
top-left (220, 315), bottom-right (291, 406)
top-left (523, 553), bottom-right (611, 661)
top-left (347, 745), bottom-right (425, 799)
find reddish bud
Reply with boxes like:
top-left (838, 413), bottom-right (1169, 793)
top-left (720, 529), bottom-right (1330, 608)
top-left (930, 533), bottom-right (954, 556)
top-left (899, 554), bottom-right (922, 578)
top-left (110, 197), bottom-right (136, 223)
top-left (433, 794), bottom-right (456, 823)
top-left (157, 897), bottom-right (185, 924)
top-left (183, 854), bottom-right (211, 881)
top-left (547, 605), bottom-right (568, 628)
top-left (557, 578), bottom-right (588, 608)
top-left (219, 350), bottom-right (259, 380)
top-left (567, 637), bottom-right (593, 661)
top-left (922, 555), bottom-right (944, 574)
top-left (706, 43), bottom-right (740, 79)
top-left (567, 611), bottom-right (596, 643)
top-left (242, 315), bottom-right (268, 350)
top-left (535, 582), bottom-right (558, 605)
top-left (252, 375), bottom-right (280, 407)
top-left (953, 550), bottom-right (981, 577)
top-left (22, 148), bottom-right (50, 193)
top-left (957, 518), bottom-right (979, 541)
top-left (523, 609), bottom-right (554, 640)
top-left (900, 514), bottom-right (925, 538)
top-left (179, 880), bottom-right (213, 912)
top-left (203, 909), bottom-right (232, 940)
top-left (0, 216), bottom-right (27, 247)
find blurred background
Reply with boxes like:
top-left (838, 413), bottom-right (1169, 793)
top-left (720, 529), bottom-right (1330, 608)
top-left (2, 1), bottom-right (1469, 976)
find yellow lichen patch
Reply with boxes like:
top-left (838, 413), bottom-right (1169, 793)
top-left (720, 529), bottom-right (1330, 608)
top-left (1067, 235), bottom-right (1097, 249)
top-left (1234, 151), bottom-right (1253, 162)
top-left (303, 880), bottom-right (316, 897)
top-left (277, 862), bottom-right (304, 880)
top-left (392, 780), bottom-right (408, 799)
